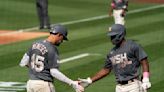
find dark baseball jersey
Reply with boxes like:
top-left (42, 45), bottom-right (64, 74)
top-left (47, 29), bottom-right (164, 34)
top-left (26, 40), bottom-right (59, 82)
top-left (112, 0), bottom-right (128, 9)
top-left (104, 40), bottom-right (147, 82)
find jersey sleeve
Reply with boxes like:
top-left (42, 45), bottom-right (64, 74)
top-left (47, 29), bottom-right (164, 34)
top-left (133, 43), bottom-right (148, 61)
top-left (47, 48), bottom-right (59, 69)
top-left (104, 54), bottom-right (112, 69)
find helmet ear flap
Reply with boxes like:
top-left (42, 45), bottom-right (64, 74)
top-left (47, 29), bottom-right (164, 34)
top-left (119, 31), bottom-right (125, 39)
top-left (111, 31), bottom-right (125, 45)
top-left (118, 31), bottom-right (125, 41)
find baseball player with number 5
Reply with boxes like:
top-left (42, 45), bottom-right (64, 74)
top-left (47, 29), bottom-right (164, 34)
top-left (79, 24), bottom-right (151, 92)
top-left (19, 24), bottom-right (84, 92)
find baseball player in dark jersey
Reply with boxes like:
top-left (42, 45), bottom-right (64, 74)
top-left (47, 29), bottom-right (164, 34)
top-left (19, 24), bottom-right (84, 92)
top-left (36, 0), bottom-right (51, 29)
top-left (78, 24), bottom-right (151, 92)
top-left (109, 0), bottom-right (128, 25)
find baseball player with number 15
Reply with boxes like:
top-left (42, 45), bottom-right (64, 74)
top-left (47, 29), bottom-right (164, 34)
top-left (78, 24), bottom-right (151, 92)
top-left (19, 24), bottom-right (84, 92)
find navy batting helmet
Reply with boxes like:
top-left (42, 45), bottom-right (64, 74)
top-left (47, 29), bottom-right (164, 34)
top-left (107, 24), bottom-right (126, 45)
top-left (50, 24), bottom-right (68, 40)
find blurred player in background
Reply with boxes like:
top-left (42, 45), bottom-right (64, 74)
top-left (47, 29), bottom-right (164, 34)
top-left (36, 0), bottom-right (51, 29)
top-left (109, 0), bottom-right (128, 25)
top-left (79, 24), bottom-right (151, 92)
top-left (19, 24), bottom-right (84, 92)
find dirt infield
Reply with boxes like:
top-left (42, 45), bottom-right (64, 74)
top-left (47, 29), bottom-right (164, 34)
top-left (1, 0), bottom-right (163, 45)
top-left (0, 30), bottom-right (49, 45)
top-left (133, 0), bottom-right (164, 3)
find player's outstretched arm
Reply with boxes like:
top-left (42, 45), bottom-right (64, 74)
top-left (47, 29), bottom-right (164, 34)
top-left (50, 68), bottom-right (84, 92)
top-left (140, 58), bottom-right (151, 91)
top-left (78, 68), bottom-right (111, 88)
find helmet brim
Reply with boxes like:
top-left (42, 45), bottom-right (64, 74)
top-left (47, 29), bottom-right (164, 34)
top-left (107, 31), bottom-right (118, 36)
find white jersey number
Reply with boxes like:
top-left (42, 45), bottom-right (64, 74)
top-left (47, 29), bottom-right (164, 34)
top-left (31, 54), bottom-right (45, 72)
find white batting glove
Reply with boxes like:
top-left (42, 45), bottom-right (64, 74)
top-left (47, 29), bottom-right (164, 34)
top-left (71, 81), bottom-right (84, 92)
top-left (78, 77), bottom-right (92, 88)
top-left (142, 77), bottom-right (151, 90)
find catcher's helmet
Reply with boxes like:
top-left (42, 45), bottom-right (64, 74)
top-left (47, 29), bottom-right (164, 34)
top-left (107, 24), bottom-right (126, 45)
top-left (50, 24), bottom-right (68, 40)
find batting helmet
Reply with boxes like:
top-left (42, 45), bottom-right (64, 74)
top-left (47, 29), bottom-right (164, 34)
top-left (107, 24), bottom-right (126, 45)
top-left (50, 24), bottom-right (68, 40)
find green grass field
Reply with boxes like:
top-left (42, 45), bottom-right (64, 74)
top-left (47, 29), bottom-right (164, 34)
top-left (0, 0), bottom-right (164, 92)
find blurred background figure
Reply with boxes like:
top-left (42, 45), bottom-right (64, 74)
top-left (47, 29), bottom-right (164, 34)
top-left (36, 0), bottom-right (51, 29)
top-left (109, 0), bottom-right (128, 25)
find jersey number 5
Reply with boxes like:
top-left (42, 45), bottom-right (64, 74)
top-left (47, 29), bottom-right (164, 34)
top-left (31, 54), bottom-right (45, 72)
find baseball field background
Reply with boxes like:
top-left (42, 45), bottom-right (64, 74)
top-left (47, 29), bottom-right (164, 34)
top-left (0, 0), bottom-right (164, 92)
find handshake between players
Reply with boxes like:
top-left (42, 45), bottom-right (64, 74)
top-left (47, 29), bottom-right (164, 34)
top-left (77, 24), bottom-right (152, 92)
top-left (19, 24), bottom-right (151, 92)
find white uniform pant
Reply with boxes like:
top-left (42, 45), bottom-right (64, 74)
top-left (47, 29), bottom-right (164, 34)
top-left (27, 80), bottom-right (55, 92)
top-left (116, 80), bottom-right (146, 92)
top-left (113, 9), bottom-right (125, 25)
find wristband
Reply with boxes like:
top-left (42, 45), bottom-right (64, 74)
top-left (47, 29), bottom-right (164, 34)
top-left (143, 72), bottom-right (149, 78)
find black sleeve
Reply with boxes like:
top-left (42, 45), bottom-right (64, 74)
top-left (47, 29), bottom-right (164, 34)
top-left (47, 48), bottom-right (59, 69)
top-left (104, 54), bottom-right (113, 69)
top-left (133, 43), bottom-right (148, 61)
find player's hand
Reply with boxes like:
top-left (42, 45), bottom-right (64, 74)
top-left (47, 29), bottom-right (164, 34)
top-left (71, 81), bottom-right (84, 92)
top-left (142, 77), bottom-right (151, 90)
top-left (78, 77), bottom-right (92, 88)
top-left (121, 9), bottom-right (126, 17)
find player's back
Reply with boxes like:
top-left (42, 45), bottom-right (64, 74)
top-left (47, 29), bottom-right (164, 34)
top-left (27, 40), bottom-right (59, 82)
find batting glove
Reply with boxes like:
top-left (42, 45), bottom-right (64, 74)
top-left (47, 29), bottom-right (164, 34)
top-left (142, 77), bottom-right (151, 90)
top-left (71, 81), bottom-right (84, 92)
top-left (78, 77), bottom-right (92, 88)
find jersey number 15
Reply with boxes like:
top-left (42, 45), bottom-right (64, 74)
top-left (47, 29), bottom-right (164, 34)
top-left (31, 54), bottom-right (45, 72)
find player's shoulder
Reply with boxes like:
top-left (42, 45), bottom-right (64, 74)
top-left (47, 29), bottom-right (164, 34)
top-left (108, 46), bottom-right (116, 55)
top-left (126, 39), bottom-right (142, 49)
top-left (126, 39), bottom-right (138, 45)
top-left (32, 40), bottom-right (51, 49)
top-left (32, 40), bottom-right (43, 44)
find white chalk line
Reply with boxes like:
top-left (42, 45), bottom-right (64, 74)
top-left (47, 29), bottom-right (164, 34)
top-left (0, 81), bottom-right (26, 92)
top-left (59, 53), bottom-right (101, 63)
top-left (0, 4), bottom-right (164, 36)
top-left (0, 3), bottom-right (163, 88)
top-left (18, 4), bottom-right (164, 31)
top-left (60, 4), bottom-right (164, 25)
